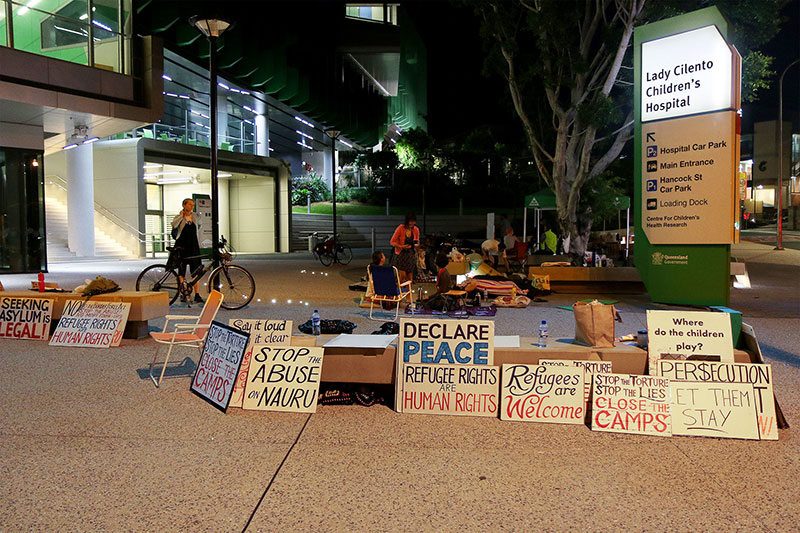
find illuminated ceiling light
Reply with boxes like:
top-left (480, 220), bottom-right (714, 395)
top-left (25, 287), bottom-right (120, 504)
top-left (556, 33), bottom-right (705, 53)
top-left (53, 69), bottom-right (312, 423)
top-left (83, 137), bottom-right (99, 144)
top-left (79, 13), bottom-right (88, 20)
top-left (144, 171), bottom-right (183, 177)
top-left (162, 74), bottom-right (172, 81)
top-left (92, 19), bottom-right (113, 32)
top-left (143, 163), bottom-right (163, 169)
top-left (32, 159), bottom-right (39, 167)
top-left (297, 141), bottom-right (313, 149)
top-left (156, 176), bottom-right (194, 184)
top-left (54, 25), bottom-right (86, 37)
top-left (217, 173), bottom-right (232, 178)
top-left (229, 87), bottom-right (240, 93)
top-left (17, 0), bottom-right (41, 15)
top-left (166, 92), bottom-right (178, 97)
top-left (218, 82), bottom-right (230, 90)
top-left (242, 105), bottom-right (253, 112)
top-left (340, 140), bottom-right (353, 148)
top-left (178, 94), bottom-right (190, 99)
top-left (62, 143), bottom-right (79, 150)
top-left (296, 130), bottom-right (314, 140)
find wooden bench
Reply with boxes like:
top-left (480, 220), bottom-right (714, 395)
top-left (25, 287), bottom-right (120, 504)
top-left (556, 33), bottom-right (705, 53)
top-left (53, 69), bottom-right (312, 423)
top-left (528, 266), bottom-right (646, 293)
top-left (0, 290), bottom-right (169, 339)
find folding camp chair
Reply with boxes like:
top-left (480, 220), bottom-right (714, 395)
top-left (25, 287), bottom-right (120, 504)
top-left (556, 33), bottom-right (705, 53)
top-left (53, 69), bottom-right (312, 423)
top-left (368, 265), bottom-right (413, 320)
top-left (507, 241), bottom-right (529, 273)
top-left (148, 290), bottom-right (223, 388)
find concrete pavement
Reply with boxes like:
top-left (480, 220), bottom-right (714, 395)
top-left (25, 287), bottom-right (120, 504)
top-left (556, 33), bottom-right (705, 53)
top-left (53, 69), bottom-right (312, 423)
top-left (0, 242), bottom-right (797, 531)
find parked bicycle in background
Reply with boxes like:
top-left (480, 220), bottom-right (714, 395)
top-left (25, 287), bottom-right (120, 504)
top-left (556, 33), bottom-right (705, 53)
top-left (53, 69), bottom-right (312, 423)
top-left (312, 232), bottom-right (353, 266)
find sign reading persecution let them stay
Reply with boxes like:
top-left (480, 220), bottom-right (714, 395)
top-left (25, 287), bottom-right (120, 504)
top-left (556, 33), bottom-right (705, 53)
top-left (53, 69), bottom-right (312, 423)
top-left (396, 318), bottom-right (495, 413)
top-left (0, 297), bottom-right (53, 340)
top-left (227, 319), bottom-right (292, 409)
top-left (191, 321), bottom-right (249, 413)
top-left (243, 346), bottom-right (324, 413)
top-left (49, 301), bottom-right (131, 348)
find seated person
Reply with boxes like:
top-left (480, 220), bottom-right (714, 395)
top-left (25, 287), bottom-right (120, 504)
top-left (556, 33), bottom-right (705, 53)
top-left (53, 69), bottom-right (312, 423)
top-left (365, 251), bottom-right (385, 300)
top-left (422, 254), bottom-right (479, 310)
top-left (503, 227), bottom-right (519, 251)
top-left (481, 236), bottom-right (510, 271)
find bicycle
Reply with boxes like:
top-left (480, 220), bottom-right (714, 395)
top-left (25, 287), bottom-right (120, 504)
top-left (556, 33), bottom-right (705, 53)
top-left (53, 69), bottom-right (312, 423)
top-left (135, 236), bottom-right (256, 310)
top-left (311, 232), bottom-right (353, 266)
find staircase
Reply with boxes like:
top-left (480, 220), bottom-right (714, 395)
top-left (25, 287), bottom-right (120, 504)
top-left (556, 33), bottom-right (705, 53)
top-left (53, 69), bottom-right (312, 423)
top-left (44, 184), bottom-right (138, 263)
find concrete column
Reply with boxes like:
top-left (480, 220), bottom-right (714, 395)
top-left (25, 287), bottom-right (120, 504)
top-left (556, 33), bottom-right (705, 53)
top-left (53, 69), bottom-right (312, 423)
top-left (323, 145), bottom-right (334, 191)
top-left (66, 143), bottom-right (95, 256)
top-left (217, 89), bottom-right (228, 148)
top-left (255, 98), bottom-right (269, 156)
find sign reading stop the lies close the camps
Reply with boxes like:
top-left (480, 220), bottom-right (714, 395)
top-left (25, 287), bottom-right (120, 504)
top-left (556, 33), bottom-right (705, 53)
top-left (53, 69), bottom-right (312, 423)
top-left (647, 310), bottom-right (733, 375)
top-left (49, 301), bottom-right (131, 348)
top-left (395, 318), bottom-right (494, 413)
top-left (402, 363), bottom-right (499, 417)
top-left (659, 360), bottom-right (777, 440)
top-left (500, 364), bottom-right (585, 425)
top-left (0, 297), bottom-right (53, 340)
top-left (591, 374), bottom-right (672, 437)
top-left (190, 321), bottom-right (249, 413)
top-left (243, 346), bottom-right (324, 413)
top-left (227, 319), bottom-right (292, 409)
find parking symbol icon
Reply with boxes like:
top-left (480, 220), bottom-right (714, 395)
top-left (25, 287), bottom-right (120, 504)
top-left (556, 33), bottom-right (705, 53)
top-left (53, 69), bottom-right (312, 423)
top-left (646, 198), bottom-right (658, 210)
top-left (646, 145), bottom-right (658, 158)
top-left (647, 180), bottom-right (657, 192)
top-left (647, 160), bottom-right (657, 172)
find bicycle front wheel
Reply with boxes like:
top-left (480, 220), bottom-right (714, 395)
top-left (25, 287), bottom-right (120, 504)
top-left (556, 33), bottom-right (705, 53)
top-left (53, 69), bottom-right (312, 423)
top-left (209, 265), bottom-right (256, 310)
top-left (335, 244), bottom-right (353, 265)
top-left (319, 251), bottom-right (334, 266)
top-left (136, 264), bottom-right (180, 304)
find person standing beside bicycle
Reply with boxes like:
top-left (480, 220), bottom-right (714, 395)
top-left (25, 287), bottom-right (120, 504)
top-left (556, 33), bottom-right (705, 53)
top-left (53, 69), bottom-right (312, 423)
top-left (171, 198), bottom-right (203, 303)
top-left (390, 212), bottom-right (419, 285)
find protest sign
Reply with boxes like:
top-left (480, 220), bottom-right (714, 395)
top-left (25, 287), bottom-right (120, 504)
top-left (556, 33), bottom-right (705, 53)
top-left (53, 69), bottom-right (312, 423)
top-left (401, 363), bottom-right (498, 417)
top-left (591, 373), bottom-right (672, 437)
top-left (646, 310), bottom-right (734, 375)
top-left (243, 345), bottom-right (324, 413)
top-left (190, 321), bottom-right (249, 413)
top-left (227, 319), bottom-right (292, 408)
top-left (659, 360), bottom-right (777, 440)
top-left (49, 300), bottom-right (130, 348)
top-left (500, 364), bottom-right (585, 424)
top-left (540, 359), bottom-right (612, 405)
top-left (669, 381), bottom-right (760, 439)
top-left (395, 318), bottom-right (494, 412)
top-left (0, 297), bottom-right (52, 340)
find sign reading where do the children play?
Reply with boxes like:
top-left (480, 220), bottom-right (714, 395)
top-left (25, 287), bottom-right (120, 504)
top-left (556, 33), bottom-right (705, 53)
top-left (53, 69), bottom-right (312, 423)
top-left (591, 373), bottom-right (672, 437)
top-left (646, 310), bottom-right (733, 375)
top-left (243, 345), bottom-right (324, 413)
top-left (0, 297), bottom-right (53, 340)
top-left (190, 321), bottom-right (249, 413)
top-left (395, 318), bottom-right (495, 413)
top-left (49, 300), bottom-right (130, 348)
top-left (227, 319), bottom-right (292, 408)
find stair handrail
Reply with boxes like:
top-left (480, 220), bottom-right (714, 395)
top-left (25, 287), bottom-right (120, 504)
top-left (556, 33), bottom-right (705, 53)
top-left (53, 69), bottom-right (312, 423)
top-left (45, 174), bottom-right (147, 244)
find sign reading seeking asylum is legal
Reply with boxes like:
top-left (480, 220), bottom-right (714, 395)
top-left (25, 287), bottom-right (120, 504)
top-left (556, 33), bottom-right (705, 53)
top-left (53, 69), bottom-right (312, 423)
top-left (0, 297), bottom-right (52, 340)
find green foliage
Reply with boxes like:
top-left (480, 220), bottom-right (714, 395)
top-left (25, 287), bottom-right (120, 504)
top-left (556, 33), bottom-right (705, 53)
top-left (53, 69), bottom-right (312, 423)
top-left (742, 50), bottom-right (776, 103)
top-left (395, 128), bottom-right (435, 169)
top-left (353, 150), bottom-right (398, 187)
top-left (581, 173), bottom-right (627, 225)
top-left (291, 172), bottom-right (330, 205)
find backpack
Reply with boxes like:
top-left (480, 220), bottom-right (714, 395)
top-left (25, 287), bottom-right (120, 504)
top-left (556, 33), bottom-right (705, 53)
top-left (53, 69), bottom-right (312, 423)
top-left (82, 276), bottom-right (121, 297)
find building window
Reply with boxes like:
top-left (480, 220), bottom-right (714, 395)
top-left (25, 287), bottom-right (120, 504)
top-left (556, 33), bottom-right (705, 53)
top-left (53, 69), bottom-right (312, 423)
top-left (345, 3), bottom-right (397, 25)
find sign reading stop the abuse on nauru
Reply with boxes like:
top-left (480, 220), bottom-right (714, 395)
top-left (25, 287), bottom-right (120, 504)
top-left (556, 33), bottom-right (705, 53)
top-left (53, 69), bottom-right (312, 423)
top-left (500, 364), bottom-right (585, 425)
top-left (591, 374), bottom-right (672, 437)
top-left (243, 346), bottom-right (324, 413)
top-left (0, 297), bottom-right (53, 340)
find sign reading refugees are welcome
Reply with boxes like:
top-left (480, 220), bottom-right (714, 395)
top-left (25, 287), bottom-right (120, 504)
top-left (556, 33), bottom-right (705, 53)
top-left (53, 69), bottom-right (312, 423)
top-left (591, 374), bottom-right (672, 437)
top-left (500, 364), bottom-right (585, 425)
top-left (402, 363), bottom-right (498, 417)
top-left (49, 301), bottom-right (130, 348)
top-left (540, 359), bottom-right (612, 406)
top-left (243, 346), bottom-right (324, 413)
top-left (227, 319), bottom-right (292, 408)
top-left (190, 321), bottom-right (249, 413)
top-left (0, 297), bottom-right (53, 340)
top-left (395, 318), bottom-right (494, 413)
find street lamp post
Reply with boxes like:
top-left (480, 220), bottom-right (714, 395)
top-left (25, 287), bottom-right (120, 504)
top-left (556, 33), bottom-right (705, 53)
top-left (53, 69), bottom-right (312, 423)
top-left (324, 128), bottom-right (341, 241)
top-left (776, 58), bottom-right (800, 251)
top-left (190, 16), bottom-right (233, 265)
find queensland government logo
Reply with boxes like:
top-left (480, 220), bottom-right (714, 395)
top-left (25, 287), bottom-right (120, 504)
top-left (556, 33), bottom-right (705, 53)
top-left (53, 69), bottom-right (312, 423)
top-left (651, 252), bottom-right (689, 266)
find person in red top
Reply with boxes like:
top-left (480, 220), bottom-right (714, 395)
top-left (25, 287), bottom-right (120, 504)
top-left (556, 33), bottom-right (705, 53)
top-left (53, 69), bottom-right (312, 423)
top-left (390, 212), bottom-right (420, 285)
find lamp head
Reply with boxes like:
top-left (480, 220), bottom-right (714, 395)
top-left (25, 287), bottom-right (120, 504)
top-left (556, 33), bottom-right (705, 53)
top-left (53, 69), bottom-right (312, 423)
top-left (324, 128), bottom-right (341, 140)
top-left (189, 16), bottom-right (233, 38)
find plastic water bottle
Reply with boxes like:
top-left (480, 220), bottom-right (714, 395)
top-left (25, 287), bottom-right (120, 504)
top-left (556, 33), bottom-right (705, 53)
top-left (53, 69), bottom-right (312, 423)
top-left (538, 320), bottom-right (549, 348)
top-left (312, 310), bottom-right (321, 336)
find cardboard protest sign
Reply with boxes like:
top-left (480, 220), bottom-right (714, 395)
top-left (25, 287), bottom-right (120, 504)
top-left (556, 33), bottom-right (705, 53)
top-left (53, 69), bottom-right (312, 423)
top-left (591, 374), bottom-right (672, 437)
top-left (243, 345), bottom-right (324, 413)
top-left (646, 310), bottom-right (733, 375)
top-left (669, 381), bottom-right (760, 440)
top-left (540, 359), bottom-right (612, 405)
top-left (0, 297), bottom-right (53, 340)
top-left (401, 363), bottom-right (498, 417)
top-left (659, 360), bottom-right (777, 440)
top-left (395, 318), bottom-right (494, 413)
top-left (227, 319), bottom-right (292, 408)
top-left (190, 321), bottom-right (249, 412)
top-left (500, 364), bottom-right (585, 424)
top-left (49, 300), bottom-right (131, 348)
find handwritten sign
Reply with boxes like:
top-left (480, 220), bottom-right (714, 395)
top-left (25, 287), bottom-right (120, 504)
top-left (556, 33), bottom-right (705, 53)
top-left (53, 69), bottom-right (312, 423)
top-left (647, 310), bottom-right (733, 375)
top-left (243, 346), bottom-right (324, 413)
top-left (659, 360), bottom-right (776, 440)
top-left (670, 381), bottom-right (759, 439)
top-left (540, 359), bottom-right (612, 405)
top-left (396, 318), bottom-right (494, 412)
top-left (227, 319), bottom-right (292, 408)
top-left (591, 374), bottom-right (672, 437)
top-left (0, 297), bottom-right (52, 340)
top-left (190, 321), bottom-right (249, 413)
top-left (401, 364), bottom-right (498, 417)
top-left (500, 364), bottom-right (585, 424)
top-left (49, 301), bottom-right (130, 348)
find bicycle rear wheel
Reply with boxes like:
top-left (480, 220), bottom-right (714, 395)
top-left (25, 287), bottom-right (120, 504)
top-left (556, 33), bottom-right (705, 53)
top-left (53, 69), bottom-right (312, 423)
top-left (136, 264), bottom-right (180, 304)
top-left (319, 251), bottom-right (334, 266)
top-left (335, 244), bottom-right (353, 265)
top-left (208, 265), bottom-right (256, 310)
